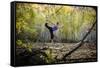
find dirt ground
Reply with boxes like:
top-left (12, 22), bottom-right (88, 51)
top-left (31, 42), bottom-right (97, 59)
top-left (16, 42), bottom-right (97, 65)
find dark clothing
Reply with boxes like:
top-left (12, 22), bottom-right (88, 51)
top-left (45, 23), bottom-right (54, 39)
top-left (52, 25), bottom-right (58, 31)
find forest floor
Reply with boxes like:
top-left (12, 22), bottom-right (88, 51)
top-left (31, 42), bottom-right (96, 59)
top-left (16, 42), bottom-right (97, 65)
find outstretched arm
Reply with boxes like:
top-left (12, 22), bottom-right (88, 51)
top-left (58, 24), bottom-right (63, 28)
top-left (60, 24), bottom-right (63, 28)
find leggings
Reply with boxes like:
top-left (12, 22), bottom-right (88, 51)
top-left (45, 23), bottom-right (54, 39)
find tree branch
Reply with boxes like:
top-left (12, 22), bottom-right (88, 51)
top-left (62, 22), bottom-right (96, 61)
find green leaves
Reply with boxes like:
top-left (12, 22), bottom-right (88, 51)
top-left (44, 49), bottom-right (54, 63)
top-left (16, 3), bottom-right (96, 42)
top-left (16, 40), bottom-right (23, 46)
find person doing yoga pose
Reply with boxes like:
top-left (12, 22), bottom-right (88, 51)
top-left (45, 22), bottom-right (60, 42)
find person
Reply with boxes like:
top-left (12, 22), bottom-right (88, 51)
top-left (45, 22), bottom-right (59, 42)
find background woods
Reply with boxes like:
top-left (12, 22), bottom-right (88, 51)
top-left (16, 3), bottom-right (96, 43)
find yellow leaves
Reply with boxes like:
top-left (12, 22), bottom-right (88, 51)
top-left (62, 6), bottom-right (74, 13)
top-left (25, 13), bottom-right (31, 20)
top-left (32, 4), bottom-right (38, 8)
top-left (83, 7), bottom-right (96, 25)
top-left (16, 3), bottom-right (96, 42)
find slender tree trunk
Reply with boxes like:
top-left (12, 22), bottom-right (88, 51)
top-left (62, 22), bottom-right (96, 61)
